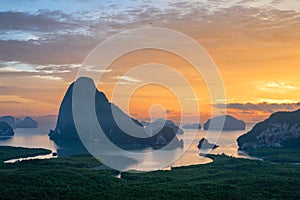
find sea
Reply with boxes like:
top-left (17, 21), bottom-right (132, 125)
top-left (0, 123), bottom-right (258, 171)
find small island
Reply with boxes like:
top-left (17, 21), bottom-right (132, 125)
top-left (0, 121), bottom-right (14, 137)
top-left (145, 118), bottom-right (184, 135)
top-left (197, 138), bottom-right (219, 149)
top-left (203, 115), bottom-right (245, 131)
top-left (16, 116), bottom-right (38, 128)
top-left (0, 116), bottom-right (17, 128)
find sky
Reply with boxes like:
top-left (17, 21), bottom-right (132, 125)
top-left (0, 0), bottom-right (299, 123)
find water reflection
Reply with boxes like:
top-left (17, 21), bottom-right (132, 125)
top-left (0, 126), bottom-right (57, 152)
top-left (0, 124), bottom-right (257, 170)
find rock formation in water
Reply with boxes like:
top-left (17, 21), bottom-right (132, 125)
top-left (0, 116), bottom-right (38, 129)
top-left (16, 117), bottom-right (38, 128)
top-left (203, 115), bottom-right (245, 131)
top-left (0, 116), bottom-right (17, 128)
top-left (0, 121), bottom-right (14, 137)
top-left (145, 118), bottom-right (184, 135)
top-left (182, 123), bottom-right (202, 130)
top-left (237, 109), bottom-right (300, 150)
top-left (197, 138), bottom-right (218, 149)
top-left (49, 77), bottom-right (183, 150)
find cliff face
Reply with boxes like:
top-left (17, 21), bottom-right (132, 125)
top-left (0, 121), bottom-right (14, 137)
top-left (203, 115), bottom-right (245, 131)
top-left (49, 77), bottom-right (183, 150)
top-left (237, 109), bottom-right (300, 150)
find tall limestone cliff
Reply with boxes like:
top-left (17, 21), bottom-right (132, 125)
top-left (49, 77), bottom-right (183, 150)
top-left (237, 109), bottom-right (300, 150)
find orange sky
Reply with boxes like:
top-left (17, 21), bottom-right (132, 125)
top-left (0, 1), bottom-right (300, 123)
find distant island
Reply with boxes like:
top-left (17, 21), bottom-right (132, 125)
top-left (16, 117), bottom-right (38, 128)
top-left (182, 123), bottom-right (201, 130)
top-left (0, 116), bottom-right (38, 129)
top-left (237, 109), bottom-right (300, 150)
top-left (0, 116), bottom-right (16, 128)
top-left (145, 118), bottom-right (184, 135)
top-left (0, 121), bottom-right (14, 137)
top-left (203, 115), bottom-right (245, 131)
top-left (197, 138), bottom-right (218, 150)
top-left (49, 77), bottom-right (183, 150)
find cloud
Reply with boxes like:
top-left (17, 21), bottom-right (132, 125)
top-left (115, 75), bottom-right (140, 83)
top-left (0, 101), bottom-right (21, 104)
top-left (112, 75), bottom-right (141, 85)
top-left (0, 61), bottom-right (37, 72)
top-left (0, 2), bottom-right (299, 66)
top-left (0, 61), bottom-right (80, 81)
top-left (215, 102), bottom-right (300, 113)
top-left (35, 63), bottom-right (80, 73)
top-left (0, 85), bottom-right (66, 106)
top-left (0, 11), bottom-right (74, 32)
top-left (188, 97), bottom-right (205, 101)
top-left (0, 34), bottom-right (99, 64)
top-left (258, 81), bottom-right (298, 91)
top-left (81, 65), bottom-right (112, 73)
top-left (33, 75), bottom-right (63, 81)
top-left (0, 31), bottom-right (40, 41)
top-left (0, 1), bottom-right (299, 117)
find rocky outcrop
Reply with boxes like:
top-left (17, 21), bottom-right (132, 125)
top-left (141, 121), bottom-right (150, 127)
top-left (182, 123), bottom-right (201, 130)
top-left (0, 116), bottom-right (17, 128)
top-left (204, 115), bottom-right (245, 131)
top-left (16, 117), bottom-right (38, 128)
top-left (0, 121), bottom-right (14, 137)
top-left (197, 138), bottom-right (218, 149)
top-left (145, 118), bottom-right (184, 135)
top-left (237, 109), bottom-right (300, 150)
top-left (0, 116), bottom-right (38, 129)
top-left (49, 77), bottom-right (183, 150)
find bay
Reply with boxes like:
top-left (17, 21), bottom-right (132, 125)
top-left (0, 123), bottom-right (258, 170)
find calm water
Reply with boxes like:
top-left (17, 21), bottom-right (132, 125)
top-left (0, 124), bottom-right (256, 170)
top-left (0, 125), bottom-right (57, 152)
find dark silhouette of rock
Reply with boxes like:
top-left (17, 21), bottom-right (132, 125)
top-left (197, 138), bottom-right (218, 149)
top-left (204, 115), bottom-right (245, 130)
top-left (145, 118), bottom-right (184, 135)
top-left (0, 116), bottom-right (38, 129)
top-left (237, 109), bottom-right (300, 150)
top-left (16, 116), bottom-right (38, 128)
top-left (183, 123), bottom-right (201, 130)
top-left (0, 121), bottom-right (14, 137)
top-left (49, 77), bottom-right (183, 150)
top-left (0, 116), bottom-right (16, 128)
top-left (141, 121), bottom-right (150, 127)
